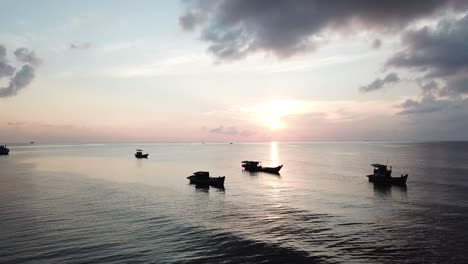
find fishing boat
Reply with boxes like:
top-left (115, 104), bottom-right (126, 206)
top-left (187, 171), bottom-right (225, 188)
top-left (134, 149), bottom-right (149, 159)
top-left (241, 161), bottom-right (283, 174)
top-left (366, 163), bottom-right (408, 186)
top-left (0, 145), bottom-right (10, 155)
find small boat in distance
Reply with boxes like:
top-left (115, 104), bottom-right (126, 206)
top-left (366, 163), bottom-right (408, 186)
top-left (187, 171), bottom-right (225, 188)
top-left (0, 145), bottom-right (10, 155)
top-left (242, 161), bottom-right (283, 174)
top-left (135, 149), bottom-right (149, 159)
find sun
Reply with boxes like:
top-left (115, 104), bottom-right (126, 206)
top-left (260, 115), bottom-right (283, 130)
top-left (254, 100), bottom-right (298, 130)
top-left (269, 119), bottom-right (283, 129)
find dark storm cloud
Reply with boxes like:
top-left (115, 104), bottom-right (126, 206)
top-left (180, 0), bottom-right (467, 60)
top-left (14, 48), bottom-right (42, 66)
top-left (360, 72), bottom-right (400, 92)
top-left (0, 45), bottom-right (41, 98)
top-left (386, 15), bottom-right (468, 79)
top-left (70, 42), bottom-right (92, 50)
top-left (0, 45), bottom-right (16, 78)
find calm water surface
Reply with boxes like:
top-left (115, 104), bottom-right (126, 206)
top-left (1, 142), bottom-right (468, 263)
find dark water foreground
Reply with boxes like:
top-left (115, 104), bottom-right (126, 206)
top-left (1, 142), bottom-right (468, 263)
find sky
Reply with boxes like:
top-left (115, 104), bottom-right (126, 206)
top-left (1, 0), bottom-right (468, 143)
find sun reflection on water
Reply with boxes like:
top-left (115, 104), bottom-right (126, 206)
top-left (270, 141), bottom-right (279, 166)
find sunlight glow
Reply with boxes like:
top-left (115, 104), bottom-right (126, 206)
top-left (253, 100), bottom-right (301, 130)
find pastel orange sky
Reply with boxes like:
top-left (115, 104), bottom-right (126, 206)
top-left (1, 1), bottom-right (468, 143)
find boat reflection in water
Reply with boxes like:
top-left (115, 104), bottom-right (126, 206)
top-left (372, 183), bottom-right (408, 198)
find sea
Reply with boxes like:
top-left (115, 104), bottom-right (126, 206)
top-left (1, 142), bottom-right (467, 263)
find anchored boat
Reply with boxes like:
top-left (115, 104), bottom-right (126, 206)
top-left (135, 149), bottom-right (149, 159)
top-left (366, 163), bottom-right (408, 186)
top-left (242, 160), bottom-right (283, 174)
top-left (187, 171), bottom-right (225, 188)
top-left (0, 145), bottom-right (10, 155)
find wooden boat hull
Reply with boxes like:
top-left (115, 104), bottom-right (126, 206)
top-left (244, 165), bottom-right (283, 174)
top-left (260, 165), bottom-right (283, 174)
top-left (187, 175), bottom-right (225, 187)
top-left (135, 153), bottom-right (149, 159)
top-left (367, 174), bottom-right (408, 186)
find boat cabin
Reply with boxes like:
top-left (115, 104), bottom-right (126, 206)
top-left (370, 163), bottom-right (392, 177)
top-left (193, 171), bottom-right (210, 179)
top-left (242, 161), bottom-right (261, 167)
top-left (134, 149), bottom-right (149, 158)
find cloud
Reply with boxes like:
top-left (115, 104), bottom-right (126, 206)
top-left (398, 95), bottom-right (449, 114)
top-left (386, 15), bottom-right (468, 80)
top-left (208, 125), bottom-right (254, 137)
top-left (14, 47), bottom-right (42, 66)
top-left (0, 45), bottom-right (6, 59)
top-left (360, 72), bottom-right (400, 92)
top-left (240, 130), bottom-right (255, 137)
top-left (371, 38), bottom-right (382, 49)
top-left (179, 0), bottom-right (217, 31)
top-left (0, 45), bottom-right (41, 98)
top-left (439, 75), bottom-right (468, 97)
top-left (70, 42), bottom-right (92, 50)
top-left (209, 125), bottom-right (238, 135)
top-left (364, 13), bottom-right (468, 126)
top-left (0, 45), bottom-right (16, 78)
top-left (0, 64), bottom-right (35, 97)
top-left (180, 0), bottom-right (467, 60)
top-left (417, 79), bottom-right (439, 95)
top-left (7, 122), bottom-right (25, 126)
top-left (6, 121), bottom-right (75, 129)
top-left (0, 62), bottom-right (16, 78)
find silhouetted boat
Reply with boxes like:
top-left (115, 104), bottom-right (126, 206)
top-left (242, 161), bottom-right (283, 174)
top-left (135, 149), bottom-right (149, 159)
top-left (0, 145), bottom-right (10, 155)
top-left (187, 171), bottom-right (225, 188)
top-left (366, 163), bottom-right (408, 186)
